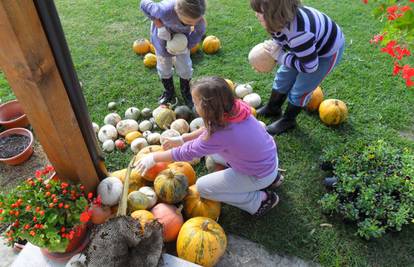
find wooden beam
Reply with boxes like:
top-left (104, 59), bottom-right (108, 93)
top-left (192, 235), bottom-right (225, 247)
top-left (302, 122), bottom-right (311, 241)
top-left (0, 0), bottom-right (100, 191)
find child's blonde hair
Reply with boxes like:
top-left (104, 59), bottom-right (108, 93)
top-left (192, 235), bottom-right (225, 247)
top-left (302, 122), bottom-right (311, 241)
top-left (191, 77), bottom-right (235, 137)
top-left (250, 0), bottom-right (301, 32)
top-left (175, 0), bottom-right (206, 19)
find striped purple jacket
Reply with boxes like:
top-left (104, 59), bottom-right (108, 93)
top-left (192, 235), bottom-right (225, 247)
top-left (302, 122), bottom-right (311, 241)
top-left (273, 6), bottom-right (345, 73)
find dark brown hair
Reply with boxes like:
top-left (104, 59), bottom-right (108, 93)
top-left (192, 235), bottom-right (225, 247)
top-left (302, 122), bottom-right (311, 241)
top-left (191, 77), bottom-right (235, 137)
top-left (176, 0), bottom-right (206, 19)
top-left (250, 0), bottom-right (301, 32)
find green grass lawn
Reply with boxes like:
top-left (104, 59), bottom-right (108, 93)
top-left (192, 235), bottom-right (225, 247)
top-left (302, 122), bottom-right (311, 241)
top-left (1, 0), bottom-right (414, 266)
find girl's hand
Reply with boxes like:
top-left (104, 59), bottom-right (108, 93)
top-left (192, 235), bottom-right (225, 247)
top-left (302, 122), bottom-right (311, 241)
top-left (158, 26), bottom-right (171, 41)
top-left (162, 136), bottom-right (184, 150)
top-left (263, 40), bottom-right (281, 60)
top-left (134, 154), bottom-right (155, 176)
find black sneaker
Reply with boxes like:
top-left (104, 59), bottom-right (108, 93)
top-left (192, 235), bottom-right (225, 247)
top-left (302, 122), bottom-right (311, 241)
top-left (265, 173), bottom-right (284, 191)
top-left (253, 191), bottom-right (279, 217)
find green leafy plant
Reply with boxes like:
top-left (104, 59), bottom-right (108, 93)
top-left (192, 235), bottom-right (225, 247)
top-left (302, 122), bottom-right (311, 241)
top-left (320, 140), bottom-right (414, 239)
top-left (0, 166), bottom-right (92, 252)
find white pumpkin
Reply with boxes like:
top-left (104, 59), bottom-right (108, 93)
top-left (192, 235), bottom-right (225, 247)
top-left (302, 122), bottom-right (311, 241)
top-left (139, 120), bottom-right (153, 132)
top-left (170, 119), bottom-right (190, 134)
top-left (141, 107), bottom-right (152, 118)
top-left (131, 138), bottom-right (148, 153)
top-left (160, 129), bottom-right (181, 145)
top-left (102, 140), bottom-right (115, 152)
top-left (97, 177), bottom-right (123, 206)
top-left (92, 122), bottom-right (99, 134)
top-left (104, 113), bottom-right (122, 126)
top-left (143, 130), bottom-right (152, 139)
top-left (248, 42), bottom-right (277, 73)
top-left (235, 84), bottom-right (253, 98)
top-left (125, 107), bottom-right (140, 120)
top-left (152, 106), bottom-right (167, 118)
top-left (205, 156), bottom-right (216, 173)
top-left (138, 186), bottom-right (158, 208)
top-left (189, 157), bottom-right (201, 166)
top-left (258, 120), bottom-right (267, 128)
top-left (166, 33), bottom-right (188, 54)
top-left (243, 93), bottom-right (262, 108)
top-left (190, 117), bottom-right (205, 132)
top-left (116, 119), bottom-right (139, 136)
top-left (147, 132), bottom-right (161, 145)
top-left (98, 124), bottom-right (118, 142)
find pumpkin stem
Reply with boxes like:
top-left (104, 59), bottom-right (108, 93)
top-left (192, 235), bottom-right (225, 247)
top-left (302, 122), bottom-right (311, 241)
top-left (201, 220), bottom-right (210, 231)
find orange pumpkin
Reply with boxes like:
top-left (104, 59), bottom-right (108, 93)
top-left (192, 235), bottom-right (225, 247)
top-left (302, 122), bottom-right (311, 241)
top-left (190, 43), bottom-right (200, 54)
top-left (131, 210), bottom-right (155, 231)
top-left (133, 39), bottom-right (151, 55)
top-left (176, 217), bottom-right (227, 267)
top-left (225, 79), bottom-right (235, 91)
top-left (137, 145), bottom-right (164, 157)
top-left (168, 162), bottom-right (196, 186)
top-left (202, 35), bottom-right (221, 54)
top-left (307, 86), bottom-right (324, 112)
top-left (251, 107), bottom-right (257, 117)
top-left (151, 203), bottom-right (183, 242)
top-left (154, 169), bottom-right (189, 204)
top-left (90, 204), bottom-right (112, 225)
top-left (183, 185), bottom-right (221, 220)
top-left (136, 145), bottom-right (170, 181)
top-left (319, 99), bottom-right (348, 125)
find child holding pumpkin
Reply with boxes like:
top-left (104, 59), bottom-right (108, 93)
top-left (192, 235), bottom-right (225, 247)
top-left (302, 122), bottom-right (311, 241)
top-left (252, 0), bottom-right (345, 135)
top-left (135, 76), bottom-right (282, 217)
top-left (140, 0), bottom-right (206, 108)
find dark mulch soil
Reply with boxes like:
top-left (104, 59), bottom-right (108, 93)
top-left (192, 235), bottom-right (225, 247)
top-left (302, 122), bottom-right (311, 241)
top-left (0, 134), bottom-right (30, 158)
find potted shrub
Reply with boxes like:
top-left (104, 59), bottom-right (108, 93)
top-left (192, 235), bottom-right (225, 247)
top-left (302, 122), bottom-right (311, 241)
top-left (0, 127), bottom-right (34, 165)
top-left (0, 165), bottom-right (93, 257)
top-left (0, 100), bottom-right (30, 129)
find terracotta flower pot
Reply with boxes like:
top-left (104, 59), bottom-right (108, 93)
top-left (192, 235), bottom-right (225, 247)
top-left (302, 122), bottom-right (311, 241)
top-left (0, 127), bottom-right (34, 165)
top-left (0, 100), bottom-right (30, 129)
top-left (40, 223), bottom-right (90, 263)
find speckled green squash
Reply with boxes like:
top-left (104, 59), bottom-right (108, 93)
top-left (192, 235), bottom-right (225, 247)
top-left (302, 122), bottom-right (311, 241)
top-left (154, 169), bottom-right (188, 204)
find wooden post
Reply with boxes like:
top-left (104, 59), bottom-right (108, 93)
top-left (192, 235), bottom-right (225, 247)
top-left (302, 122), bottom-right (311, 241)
top-left (0, 0), bottom-right (102, 191)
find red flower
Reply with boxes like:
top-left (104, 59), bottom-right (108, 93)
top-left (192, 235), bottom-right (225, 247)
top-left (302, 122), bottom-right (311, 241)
top-left (362, 0), bottom-right (368, 4)
top-left (381, 40), bottom-right (397, 57)
top-left (33, 216), bottom-right (37, 222)
top-left (0, 209), bottom-right (3, 214)
top-left (402, 65), bottom-right (414, 87)
top-left (39, 210), bottom-right (45, 216)
top-left (14, 211), bottom-right (20, 217)
top-left (64, 204), bottom-right (70, 209)
top-left (24, 224), bottom-right (30, 230)
top-left (45, 184), bottom-right (51, 190)
top-left (80, 210), bottom-right (92, 223)
top-left (35, 170), bottom-right (42, 178)
top-left (369, 33), bottom-right (385, 44)
top-left (53, 198), bottom-right (58, 203)
top-left (45, 165), bottom-right (54, 173)
top-left (87, 192), bottom-right (93, 199)
top-left (29, 231), bottom-right (36, 237)
top-left (60, 227), bottom-right (66, 233)
top-left (49, 203), bottom-right (54, 208)
top-left (45, 192), bottom-right (51, 197)
top-left (93, 195), bottom-right (102, 207)
top-left (58, 203), bottom-right (64, 208)
top-left (61, 183), bottom-right (69, 189)
top-left (25, 205), bottom-right (31, 211)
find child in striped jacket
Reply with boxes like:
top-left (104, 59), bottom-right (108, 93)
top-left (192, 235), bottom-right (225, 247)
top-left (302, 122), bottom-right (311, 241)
top-left (251, 0), bottom-right (345, 135)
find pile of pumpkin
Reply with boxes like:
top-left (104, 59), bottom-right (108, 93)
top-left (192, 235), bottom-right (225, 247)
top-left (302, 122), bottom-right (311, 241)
top-left (93, 104), bottom-right (208, 154)
top-left (92, 144), bottom-right (226, 267)
top-left (132, 35), bottom-right (222, 68)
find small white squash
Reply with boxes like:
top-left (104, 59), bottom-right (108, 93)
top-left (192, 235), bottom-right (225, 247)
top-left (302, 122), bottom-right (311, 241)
top-left (98, 124), bottom-right (118, 142)
top-left (143, 130), bottom-right (152, 139)
top-left (141, 107), bottom-right (152, 118)
top-left (189, 157), bottom-right (201, 166)
top-left (116, 119), bottom-right (139, 136)
top-left (107, 102), bottom-right (117, 110)
top-left (170, 119), bottom-right (190, 134)
top-left (235, 84), bottom-right (253, 99)
top-left (102, 140), bottom-right (115, 152)
top-left (139, 120), bottom-right (153, 132)
top-left (131, 138), bottom-right (148, 153)
top-left (138, 186), bottom-right (158, 208)
top-left (147, 132), bottom-right (161, 145)
top-left (104, 113), bottom-right (122, 126)
top-left (97, 177), bottom-right (123, 206)
top-left (160, 129), bottom-right (181, 145)
top-left (166, 33), bottom-right (188, 54)
top-left (92, 122), bottom-right (99, 134)
top-left (125, 107), bottom-right (140, 120)
top-left (248, 42), bottom-right (277, 73)
top-left (243, 93), bottom-right (262, 108)
top-left (190, 117), bottom-right (205, 132)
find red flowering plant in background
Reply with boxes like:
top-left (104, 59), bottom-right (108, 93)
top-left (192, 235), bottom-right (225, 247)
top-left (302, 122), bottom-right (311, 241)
top-left (0, 166), bottom-right (92, 253)
top-left (363, 0), bottom-right (414, 87)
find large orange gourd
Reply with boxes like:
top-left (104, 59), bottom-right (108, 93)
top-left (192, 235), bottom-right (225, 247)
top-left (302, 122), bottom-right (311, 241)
top-left (151, 203), bottom-right (183, 242)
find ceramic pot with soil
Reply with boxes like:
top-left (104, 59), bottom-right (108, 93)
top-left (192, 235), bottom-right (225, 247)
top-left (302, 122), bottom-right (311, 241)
top-left (0, 100), bottom-right (30, 129)
top-left (0, 127), bottom-right (34, 165)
